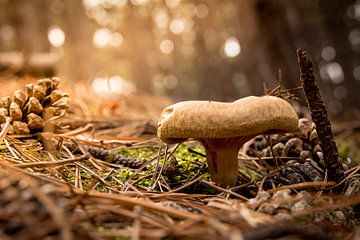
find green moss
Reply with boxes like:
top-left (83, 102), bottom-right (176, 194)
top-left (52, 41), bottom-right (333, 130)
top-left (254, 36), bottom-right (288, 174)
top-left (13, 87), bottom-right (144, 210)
top-left (239, 168), bottom-right (259, 181)
top-left (116, 168), bottom-right (133, 181)
top-left (337, 141), bottom-right (350, 159)
top-left (117, 146), bottom-right (158, 159)
top-left (115, 143), bottom-right (256, 193)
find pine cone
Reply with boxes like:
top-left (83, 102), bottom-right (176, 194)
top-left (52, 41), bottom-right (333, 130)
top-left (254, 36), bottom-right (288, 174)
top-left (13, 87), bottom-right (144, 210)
top-left (243, 117), bottom-right (323, 162)
top-left (0, 77), bottom-right (69, 135)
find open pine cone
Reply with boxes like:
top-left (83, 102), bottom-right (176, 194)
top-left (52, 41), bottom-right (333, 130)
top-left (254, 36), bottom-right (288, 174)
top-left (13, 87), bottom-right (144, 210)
top-left (0, 77), bottom-right (69, 134)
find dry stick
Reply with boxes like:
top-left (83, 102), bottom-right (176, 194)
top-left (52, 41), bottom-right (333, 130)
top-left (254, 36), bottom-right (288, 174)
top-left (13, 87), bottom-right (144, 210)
top-left (15, 153), bottom-right (90, 168)
top-left (131, 206), bottom-right (142, 240)
top-left (200, 180), bottom-right (248, 201)
top-left (73, 188), bottom-right (203, 221)
top-left (0, 117), bottom-right (11, 143)
top-left (296, 49), bottom-right (344, 182)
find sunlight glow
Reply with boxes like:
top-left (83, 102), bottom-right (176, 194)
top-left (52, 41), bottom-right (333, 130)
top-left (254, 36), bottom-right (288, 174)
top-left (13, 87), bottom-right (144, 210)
top-left (110, 32), bottom-right (124, 47)
top-left (160, 39), bottom-right (174, 54)
top-left (196, 4), bottom-right (209, 18)
top-left (164, 74), bottom-right (178, 89)
top-left (223, 37), bottom-right (241, 58)
top-left (152, 8), bottom-right (169, 29)
top-left (93, 28), bottom-right (119, 48)
top-left (319, 62), bottom-right (344, 84)
top-left (165, 0), bottom-right (181, 9)
top-left (93, 28), bottom-right (111, 48)
top-left (170, 19), bottom-right (185, 34)
top-left (83, 0), bottom-right (101, 9)
top-left (48, 26), bottom-right (65, 47)
top-left (130, 0), bottom-right (149, 6)
top-left (92, 76), bottom-right (136, 95)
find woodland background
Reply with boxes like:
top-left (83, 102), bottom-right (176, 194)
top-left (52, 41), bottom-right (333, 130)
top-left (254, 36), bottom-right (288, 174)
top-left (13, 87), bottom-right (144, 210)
top-left (0, 0), bottom-right (359, 118)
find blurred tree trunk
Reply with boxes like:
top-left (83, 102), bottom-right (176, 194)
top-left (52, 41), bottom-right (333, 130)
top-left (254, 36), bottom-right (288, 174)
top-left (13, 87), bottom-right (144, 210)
top-left (321, 0), bottom-right (360, 113)
top-left (10, 0), bottom-right (50, 56)
top-left (125, 6), bottom-right (153, 92)
top-left (8, 0), bottom-right (53, 76)
top-left (63, 0), bottom-right (95, 83)
top-left (252, 0), bottom-right (359, 116)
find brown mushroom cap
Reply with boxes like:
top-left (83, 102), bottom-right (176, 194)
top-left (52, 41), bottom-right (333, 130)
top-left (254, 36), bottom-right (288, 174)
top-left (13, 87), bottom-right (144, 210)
top-left (158, 96), bottom-right (299, 144)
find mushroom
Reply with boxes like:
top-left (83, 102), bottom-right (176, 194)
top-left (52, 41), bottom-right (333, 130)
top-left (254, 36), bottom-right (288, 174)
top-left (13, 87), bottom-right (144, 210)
top-left (157, 95), bottom-right (299, 187)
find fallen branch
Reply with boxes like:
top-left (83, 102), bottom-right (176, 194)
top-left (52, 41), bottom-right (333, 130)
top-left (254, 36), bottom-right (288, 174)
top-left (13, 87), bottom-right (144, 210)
top-left (296, 49), bottom-right (344, 182)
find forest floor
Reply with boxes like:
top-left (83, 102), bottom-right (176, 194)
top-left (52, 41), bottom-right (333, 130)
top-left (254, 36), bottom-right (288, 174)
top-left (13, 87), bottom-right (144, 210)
top-left (0, 78), bottom-right (360, 240)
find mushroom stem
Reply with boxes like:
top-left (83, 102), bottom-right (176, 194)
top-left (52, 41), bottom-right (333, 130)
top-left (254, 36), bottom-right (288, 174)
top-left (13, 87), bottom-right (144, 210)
top-left (200, 137), bottom-right (252, 187)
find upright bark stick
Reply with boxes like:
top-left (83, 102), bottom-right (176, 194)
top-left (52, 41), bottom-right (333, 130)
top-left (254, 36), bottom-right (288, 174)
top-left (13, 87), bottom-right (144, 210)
top-left (296, 49), bottom-right (344, 182)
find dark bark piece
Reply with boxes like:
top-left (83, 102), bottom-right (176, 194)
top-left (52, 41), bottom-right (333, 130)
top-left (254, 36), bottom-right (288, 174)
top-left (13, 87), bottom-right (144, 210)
top-left (296, 49), bottom-right (344, 182)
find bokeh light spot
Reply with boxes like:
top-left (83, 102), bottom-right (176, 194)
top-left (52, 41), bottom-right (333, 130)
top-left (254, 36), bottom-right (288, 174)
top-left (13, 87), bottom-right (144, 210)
top-left (160, 39), bottom-right (174, 54)
top-left (170, 19), bottom-right (185, 34)
top-left (196, 4), bottom-right (209, 18)
top-left (110, 32), bottom-right (124, 47)
top-left (321, 46), bottom-right (336, 61)
top-left (130, 0), bottom-right (149, 6)
top-left (165, 0), bottom-right (181, 9)
top-left (353, 66), bottom-right (360, 80)
top-left (93, 28), bottom-right (111, 48)
top-left (223, 37), bottom-right (241, 58)
top-left (333, 85), bottom-right (348, 100)
top-left (319, 62), bottom-right (344, 84)
top-left (48, 26), bottom-right (65, 47)
top-left (92, 76), bottom-right (136, 95)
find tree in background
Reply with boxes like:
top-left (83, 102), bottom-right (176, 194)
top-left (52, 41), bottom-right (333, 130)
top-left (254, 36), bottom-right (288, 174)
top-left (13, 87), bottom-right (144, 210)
top-left (0, 0), bottom-right (358, 118)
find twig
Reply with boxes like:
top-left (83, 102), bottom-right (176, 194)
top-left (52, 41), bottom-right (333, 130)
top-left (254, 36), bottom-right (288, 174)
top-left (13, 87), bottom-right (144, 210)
top-left (168, 174), bottom-right (205, 193)
top-left (296, 49), bottom-right (344, 182)
top-left (15, 154), bottom-right (90, 168)
top-left (0, 117), bottom-right (11, 143)
top-left (131, 206), bottom-right (142, 240)
top-left (267, 181), bottom-right (336, 193)
top-left (73, 188), bottom-right (203, 221)
top-left (200, 180), bottom-right (248, 201)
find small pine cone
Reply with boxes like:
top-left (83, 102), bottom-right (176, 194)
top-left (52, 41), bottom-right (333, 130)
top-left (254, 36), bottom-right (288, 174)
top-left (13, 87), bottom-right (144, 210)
top-left (27, 113), bottom-right (44, 130)
top-left (33, 85), bottom-right (46, 101)
top-left (28, 97), bottom-right (43, 115)
top-left (2, 96), bottom-right (10, 109)
top-left (9, 102), bottom-right (22, 121)
top-left (0, 108), bottom-right (8, 123)
top-left (12, 121), bottom-right (30, 134)
top-left (13, 90), bottom-right (26, 107)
